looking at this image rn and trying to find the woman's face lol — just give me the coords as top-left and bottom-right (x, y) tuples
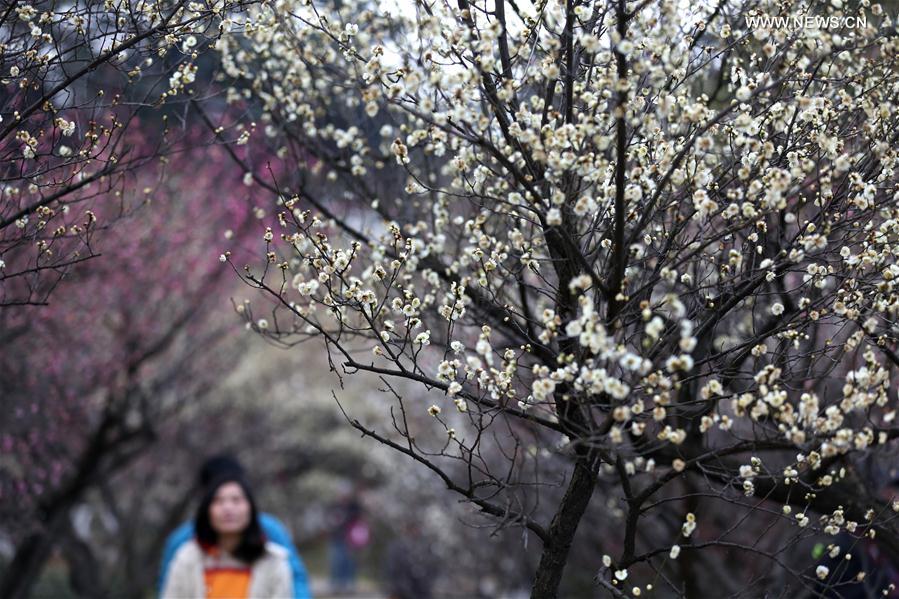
(209, 481), (252, 536)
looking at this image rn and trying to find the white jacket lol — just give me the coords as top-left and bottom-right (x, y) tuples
(161, 539), (293, 599)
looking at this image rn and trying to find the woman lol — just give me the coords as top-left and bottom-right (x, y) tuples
(161, 474), (293, 599)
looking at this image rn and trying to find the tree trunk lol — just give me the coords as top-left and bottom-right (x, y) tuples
(60, 516), (106, 599)
(530, 458), (598, 599)
(0, 415), (115, 598)
(0, 529), (57, 599)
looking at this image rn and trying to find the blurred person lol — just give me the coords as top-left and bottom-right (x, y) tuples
(158, 455), (311, 599)
(327, 490), (369, 594)
(382, 521), (436, 599)
(161, 472), (292, 598)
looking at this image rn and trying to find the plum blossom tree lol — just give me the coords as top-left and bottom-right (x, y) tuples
(0, 0), (256, 308)
(0, 135), (262, 599)
(209, 0), (899, 595)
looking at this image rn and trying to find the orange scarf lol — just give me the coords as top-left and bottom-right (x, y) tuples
(201, 546), (251, 599)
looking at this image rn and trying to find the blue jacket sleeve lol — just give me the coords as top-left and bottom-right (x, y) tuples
(260, 512), (312, 599)
(157, 521), (195, 596)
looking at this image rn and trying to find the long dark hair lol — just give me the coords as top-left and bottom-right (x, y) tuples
(194, 475), (266, 563)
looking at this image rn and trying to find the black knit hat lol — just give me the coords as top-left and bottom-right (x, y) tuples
(199, 454), (245, 488)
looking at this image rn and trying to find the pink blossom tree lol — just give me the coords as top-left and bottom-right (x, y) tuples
(0, 131), (265, 598)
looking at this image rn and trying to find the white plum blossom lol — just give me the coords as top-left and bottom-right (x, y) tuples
(196, 0), (899, 592)
(682, 513), (696, 537)
(546, 208), (562, 226)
